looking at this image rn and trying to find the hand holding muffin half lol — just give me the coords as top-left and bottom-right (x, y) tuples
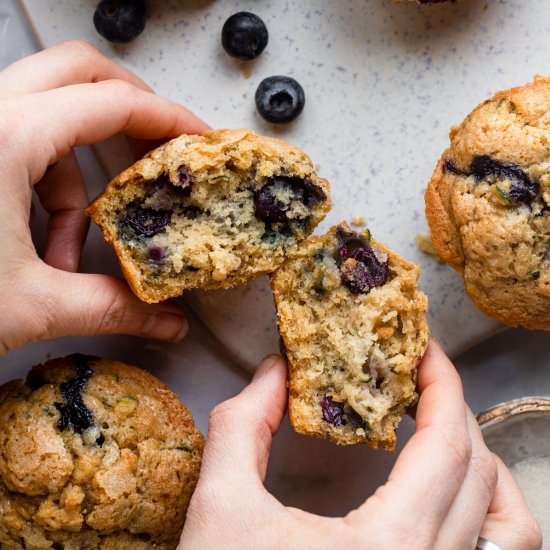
(0, 40), (541, 550)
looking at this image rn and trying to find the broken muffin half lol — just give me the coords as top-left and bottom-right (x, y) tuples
(88, 129), (330, 303)
(271, 223), (429, 449)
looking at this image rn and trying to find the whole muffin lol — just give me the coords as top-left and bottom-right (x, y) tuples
(88, 128), (331, 303)
(425, 76), (550, 329)
(0, 355), (203, 549)
(272, 223), (429, 449)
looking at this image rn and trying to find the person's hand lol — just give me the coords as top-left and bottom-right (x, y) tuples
(0, 40), (209, 355)
(180, 341), (541, 550)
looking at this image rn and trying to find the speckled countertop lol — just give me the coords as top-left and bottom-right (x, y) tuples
(1, 0), (550, 518)
(20, 0), (535, 367)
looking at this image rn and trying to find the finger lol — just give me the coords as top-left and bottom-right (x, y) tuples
(202, 355), (287, 489)
(27, 263), (189, 343)
(480, 456), (542, 550)
(10, 80), (209, 184)
(349, 340), (471, 539)
(34, 152), (89, 272)
(433, 409), (498, 550)
(0, 40), (152, 98)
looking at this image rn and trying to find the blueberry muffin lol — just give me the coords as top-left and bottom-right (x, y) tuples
(271, 223), (429, 449)
(88, 129), (331, 303)
(425, 76), (550, 329)
(0, 355), (203, 549)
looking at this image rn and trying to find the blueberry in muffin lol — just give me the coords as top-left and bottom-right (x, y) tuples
(271, 223), (429, 449)
(0, 355), (203, 549)
(87, 129), (330, 303)
(425, 76), (550, 330)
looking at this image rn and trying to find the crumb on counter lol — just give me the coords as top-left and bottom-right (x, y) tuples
(351, 216), (366, 227)
(416, 232), (442, 261)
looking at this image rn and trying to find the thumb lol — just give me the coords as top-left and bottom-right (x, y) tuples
(32, 264), (188, 343)
(202, 355), (287, 488)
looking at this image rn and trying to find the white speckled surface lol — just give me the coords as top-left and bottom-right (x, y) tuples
(21, 0), (539, 370)
(3, 0), (550, 522)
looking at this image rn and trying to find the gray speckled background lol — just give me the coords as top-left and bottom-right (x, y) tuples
(21, 0), (537, 369)
(3, 0), (549, 522)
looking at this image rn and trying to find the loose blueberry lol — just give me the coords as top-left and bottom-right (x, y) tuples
(55, 356), (95, 435)
(176, 165), (193, 196)
(122, 206), (171, 238)
(320, 396), (346, 427)
(93, 0), (147, 43)
(255, 76), (305, 124)
(336, 229), (389, 294)
(221, 12), (268, 60)
(470, 155), (538, 204)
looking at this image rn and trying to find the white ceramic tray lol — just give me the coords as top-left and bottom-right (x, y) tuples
(20, 0), (543, 371)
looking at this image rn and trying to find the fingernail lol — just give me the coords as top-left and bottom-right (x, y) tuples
(146, 312), (189, 342)
(254, 354), (283, 379)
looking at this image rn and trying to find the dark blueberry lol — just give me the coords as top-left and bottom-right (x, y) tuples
(255, 76), (305, 124)
(347, 408), (366, 429)
(221, 12), (268, 60)
(55, 356), (95, 435)
(320, 397), (366, 429)
(336, 229), (389, 294)
(26, 370), (46, 392)
(254, 176), (324, 225)
(254, 177), (300, 223)
(145, 245), (167, 263)
(320, 396), (346, 427)
(303, 178), (326, 205)
(93, 0), (146, 44)
(443, 159), (464, 176)
(176, 165), (193, 196)
(122, 206), (171, 238)
(470, 155), (539, 204)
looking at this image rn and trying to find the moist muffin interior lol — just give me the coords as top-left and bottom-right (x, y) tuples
(88, 129), (331, 303)
(272, 223), (429, 449)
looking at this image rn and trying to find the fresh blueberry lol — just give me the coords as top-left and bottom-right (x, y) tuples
(122, 206), (171, 238)
(221, 12), (268, 60)
(470, 155), (538, 204)
(255, 76), (305, 124)
(336, 229), (389, 294)
(93, 0), (147, 44)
